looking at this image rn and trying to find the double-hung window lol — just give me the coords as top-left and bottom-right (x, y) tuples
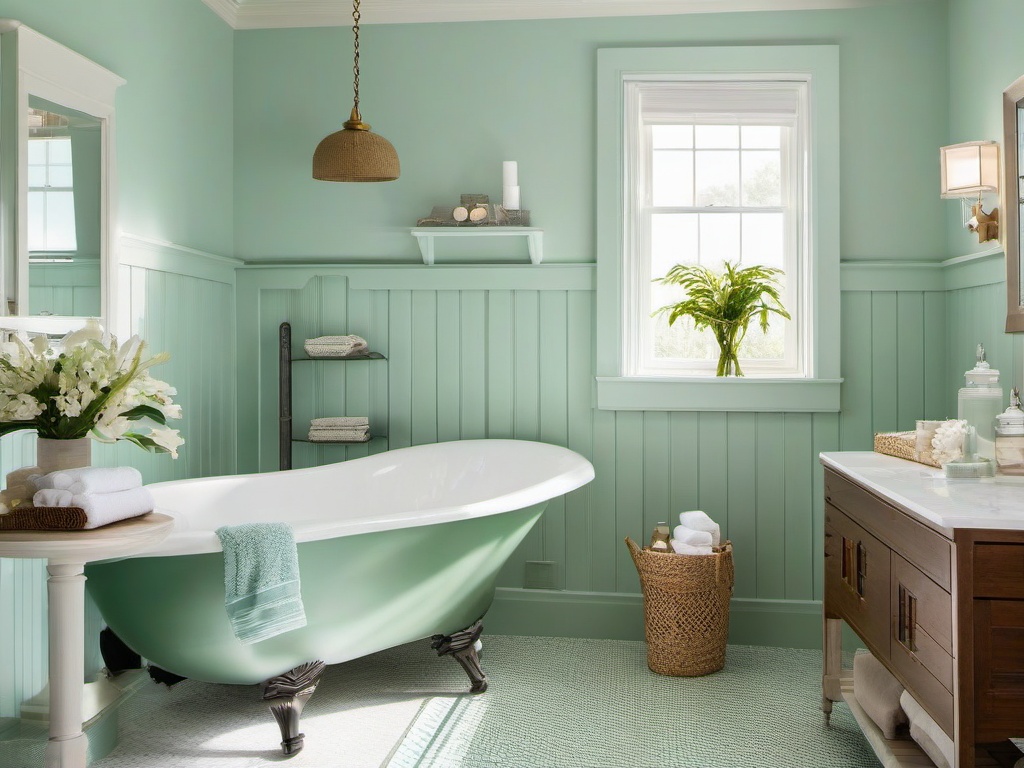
(629, 80), (804, 377)
(596, 46), (841, 412)
(27, 109), (78, 255)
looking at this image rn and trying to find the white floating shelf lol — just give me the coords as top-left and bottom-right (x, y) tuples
(410, 227), (543, 265)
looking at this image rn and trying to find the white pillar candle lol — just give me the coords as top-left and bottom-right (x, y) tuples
(503, 185), (521, 210)
(502, 161), (518, 188)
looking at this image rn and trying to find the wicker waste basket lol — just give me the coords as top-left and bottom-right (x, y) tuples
(626, 537), (734, 676)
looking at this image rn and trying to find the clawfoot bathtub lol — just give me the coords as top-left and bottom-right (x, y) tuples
(85, 439), (594, 754)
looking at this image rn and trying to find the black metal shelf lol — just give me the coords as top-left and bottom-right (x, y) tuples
(293, 435), (387, 445)
(291, 352), (386, 362)
(279, 322), (388, 470)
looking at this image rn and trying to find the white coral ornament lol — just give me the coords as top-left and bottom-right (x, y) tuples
(931, 419), (968, 466)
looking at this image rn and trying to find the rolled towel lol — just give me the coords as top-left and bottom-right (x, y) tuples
(33, 488), (75, 508)
(71, 487), (155, 530)
(670, 539), (714, 555)
(900, 690), (953, 768)
(32, 466), (143, 495)
(678, 510), (721, 547)
(853, 649), (907, 739)
(672, 525), (713, 548)
(310, 416), (369, 428)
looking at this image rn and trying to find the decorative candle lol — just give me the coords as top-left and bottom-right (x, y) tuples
(503, 185), (521, 210)
(502, 161), (518, 187)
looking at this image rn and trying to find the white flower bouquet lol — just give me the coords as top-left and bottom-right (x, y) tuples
(0, 320), (184, 457)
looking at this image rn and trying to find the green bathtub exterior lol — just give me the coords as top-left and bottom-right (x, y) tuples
(85, 502), (546, 685)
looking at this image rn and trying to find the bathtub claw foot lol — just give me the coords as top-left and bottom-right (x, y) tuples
(431, 620), (488, 694)
(263, 660), (326, 756)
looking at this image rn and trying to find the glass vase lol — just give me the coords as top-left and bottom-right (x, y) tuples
(36, 437), (92, 474)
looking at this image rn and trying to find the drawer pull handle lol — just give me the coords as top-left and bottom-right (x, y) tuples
(898, 584), (917, 652)
(856, 542), (867, 597)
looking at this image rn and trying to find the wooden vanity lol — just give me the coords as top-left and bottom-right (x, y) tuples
(821, 452), (1024, 768)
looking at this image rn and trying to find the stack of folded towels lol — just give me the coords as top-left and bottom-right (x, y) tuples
(303, 334), (368, 358)
(307, 416), (370, 443)
(670, 510), (721, 555)
(30, 466), (154, 530)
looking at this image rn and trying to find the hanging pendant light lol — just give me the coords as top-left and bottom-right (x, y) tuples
(313, 0), (399, 182)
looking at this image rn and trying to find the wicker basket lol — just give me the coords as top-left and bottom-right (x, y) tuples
(626, 537), (734, 676)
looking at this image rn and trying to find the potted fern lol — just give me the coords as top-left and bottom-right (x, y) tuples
(654, 261), (790, 377)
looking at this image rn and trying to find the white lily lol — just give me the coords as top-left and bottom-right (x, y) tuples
(148, 426), (184, 459)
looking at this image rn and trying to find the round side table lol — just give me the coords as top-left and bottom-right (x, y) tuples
(0, 512), (174, 768)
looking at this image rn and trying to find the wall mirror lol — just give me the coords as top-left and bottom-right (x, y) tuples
(1004, 73), (1024, 331)
(0, 20), (124, 335)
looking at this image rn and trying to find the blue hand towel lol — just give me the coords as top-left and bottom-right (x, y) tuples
(215, 523), (307, 645)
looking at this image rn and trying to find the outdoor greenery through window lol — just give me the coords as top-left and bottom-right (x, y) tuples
(627, 79), (808, 377)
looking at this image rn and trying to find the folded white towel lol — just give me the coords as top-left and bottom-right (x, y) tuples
(306, 335), (366, 345)
(310, 416), (369, 428)
(672, 525), (713, 548)
(33, 488), (74, 508)
(679, 510), (721, 547)
(900, 690), (952, 768)
(31, 486), (154, 528)
(308, 429), (371, 443)
(853, 649), (906, 739)
(670, 539), (714, 556)
(32, 466), (142, 495)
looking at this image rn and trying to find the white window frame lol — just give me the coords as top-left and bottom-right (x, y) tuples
(624, 77), (808, 378)
(595, 45), (842, 412)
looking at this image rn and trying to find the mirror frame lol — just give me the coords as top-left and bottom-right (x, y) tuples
(0, 19), (124, 335)
(1004, 73), (1024, 332)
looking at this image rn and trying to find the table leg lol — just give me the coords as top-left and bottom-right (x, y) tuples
(44, 562), (88, 768)
(822, 616), (842, 724)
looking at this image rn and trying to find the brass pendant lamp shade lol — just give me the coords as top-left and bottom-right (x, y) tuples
(313, 0), (399, 182)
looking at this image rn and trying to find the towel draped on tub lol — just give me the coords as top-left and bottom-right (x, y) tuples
(215, 522), (308, 645)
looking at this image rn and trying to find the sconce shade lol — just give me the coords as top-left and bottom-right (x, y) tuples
(940, 140), (999, 198)
(312, 119), (400, 183)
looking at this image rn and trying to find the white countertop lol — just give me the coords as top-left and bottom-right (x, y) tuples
(820, 451), (1024, 533)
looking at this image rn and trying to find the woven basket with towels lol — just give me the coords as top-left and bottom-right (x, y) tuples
(625, 537), (734, 677)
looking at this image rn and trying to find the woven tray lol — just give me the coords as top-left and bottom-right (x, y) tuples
(873, 430), (942, 468)
(0, 506), (88, 531)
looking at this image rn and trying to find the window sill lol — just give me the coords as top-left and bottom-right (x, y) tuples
(595, 376), (842, 412)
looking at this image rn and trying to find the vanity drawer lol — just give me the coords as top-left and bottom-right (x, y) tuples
(824, 470), (951, 591)
(974, 544), (1024, 598)
(825, 504), (891, 657)
(973, 598), (1024, 743)
(890, 554), (953, 692)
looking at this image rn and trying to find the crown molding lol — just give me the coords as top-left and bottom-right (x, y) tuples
(201, 0), (908, 29)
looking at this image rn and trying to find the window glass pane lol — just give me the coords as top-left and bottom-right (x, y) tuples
(741, 150), (781, 206)
(741, 213), (784, 268)
(695, 125), (739, 148)
(40, 191), (77, 251)
(652, 150), (693, 206)
(742, 125), (781, 149)
(650, 214), (698, 278)
(652, 125), (693, 149)
(48, 166), (74, 188)
(699, 212), (740, 268)
(27, 192), (45, 251)
(653, 315), (718, 362)
(27, 166), (47, 187)
(27, 141), (47, 164)
(695, 151), (738, 206)
(47, 138), (72, 164)
(737, 312), (786, 361)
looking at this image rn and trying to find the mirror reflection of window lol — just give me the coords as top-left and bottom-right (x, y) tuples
(28, 109), (78, 254)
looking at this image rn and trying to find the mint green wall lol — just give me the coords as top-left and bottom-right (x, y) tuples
(0, 0), (234, 254)
(234, 1), (948, 263)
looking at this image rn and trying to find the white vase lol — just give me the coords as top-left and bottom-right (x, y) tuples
(36, 437), (92, 474)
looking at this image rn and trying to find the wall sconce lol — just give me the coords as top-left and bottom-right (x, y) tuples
(940, 140), (1000, 242)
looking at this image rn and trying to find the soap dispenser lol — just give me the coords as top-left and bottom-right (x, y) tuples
(995, 387), (1024, 475)
(958, 343), (1004, 460)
